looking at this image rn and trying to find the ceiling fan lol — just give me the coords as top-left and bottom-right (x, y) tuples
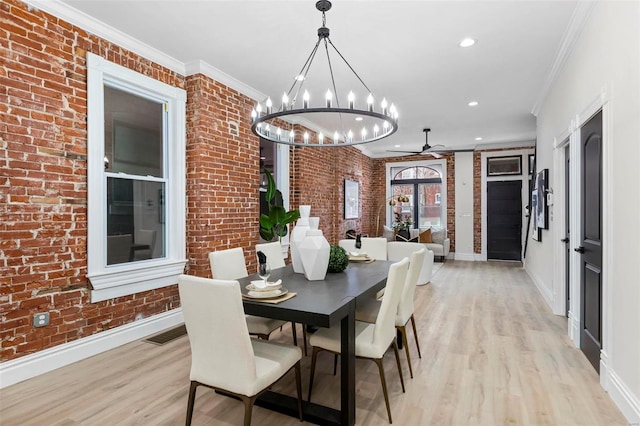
(387, 128), (445, 158)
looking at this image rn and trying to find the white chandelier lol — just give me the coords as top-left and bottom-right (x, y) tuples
(250, 0), (399, 147)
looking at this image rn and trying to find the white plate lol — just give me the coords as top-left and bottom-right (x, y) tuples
(247, 281), (283, 292)
(245, 288), (289, 299)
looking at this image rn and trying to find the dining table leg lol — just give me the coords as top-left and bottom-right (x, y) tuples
(340, 298), (356, 426)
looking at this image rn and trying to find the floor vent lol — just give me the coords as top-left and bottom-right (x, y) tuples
(144, 324), (187, 345)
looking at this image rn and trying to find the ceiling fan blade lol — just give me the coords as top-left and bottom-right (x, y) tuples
(386, 149), (422, 154)
(428, 152), (443, 159)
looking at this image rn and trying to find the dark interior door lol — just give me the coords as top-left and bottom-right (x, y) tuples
(488, 180), (522, 261)
(579, 110), (603, 373)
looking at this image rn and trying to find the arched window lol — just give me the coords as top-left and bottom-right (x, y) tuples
(390, 166), (443, 230)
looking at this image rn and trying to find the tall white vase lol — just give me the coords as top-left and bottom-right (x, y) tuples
(299, 229), (330, 281)
(290, 206), (311, 273)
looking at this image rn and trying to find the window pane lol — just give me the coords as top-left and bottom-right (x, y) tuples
(104, 86), (164, 177)
(418, 183), (442, 228)
(106, 177), (165, 265)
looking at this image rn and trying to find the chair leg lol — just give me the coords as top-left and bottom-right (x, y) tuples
(392, 341), (405, 393)
(185, 381), (199, 426)
(308, 346), (321, 401)
(410, 314), (422, 359)
(302, 326), (308, 356)
(398, 325), (413, 379)
(240, 394), (258, 426)
(291, 322), (298, 346)
(294, 361), (304, 421)
(373, 358), (393, 424)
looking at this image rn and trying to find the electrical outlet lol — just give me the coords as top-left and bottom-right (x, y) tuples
(33, 312), (49, 328)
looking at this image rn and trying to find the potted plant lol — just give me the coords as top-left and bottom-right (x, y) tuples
(260, 169), (300, 242)
(391, 194), (412, 240)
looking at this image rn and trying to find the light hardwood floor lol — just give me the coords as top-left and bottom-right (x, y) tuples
(1, 261), (628, 425)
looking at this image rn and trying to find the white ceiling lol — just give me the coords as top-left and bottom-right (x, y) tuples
(61, 0), (579, 157)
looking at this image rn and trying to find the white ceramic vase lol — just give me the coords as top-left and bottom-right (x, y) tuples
(299, 228), (330, 281)
(290, 205), (311, 273)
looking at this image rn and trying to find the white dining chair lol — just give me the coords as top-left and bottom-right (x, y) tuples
(355, 248), (426, 379)
(338, 237), (388, 260)
(255, 241), (286, 269)
(307, 257), (409, 424)
(209, 248), (287, 341)
(178, 275), (303, 426)
(254, 242), (308, 355)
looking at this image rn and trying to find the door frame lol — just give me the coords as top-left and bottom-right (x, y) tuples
(486, 180), (523, 261)
(554, 86), (611, 381)
(480, 149), (534, 261)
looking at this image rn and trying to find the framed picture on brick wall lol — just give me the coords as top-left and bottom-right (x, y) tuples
(344, 179), (359, 219)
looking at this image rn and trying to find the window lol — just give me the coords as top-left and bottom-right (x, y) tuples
(86, 53), (187, 302)
(390, 165), (444, 229)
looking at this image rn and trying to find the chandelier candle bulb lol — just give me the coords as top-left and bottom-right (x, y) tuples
(361, 127), (367, 141)
(266, 97), (272, 114)
(381, 98), (388, 115)
(281, 93), (289, 111)
(304, 132), (309, 144)
(289, 130), (295, 142)
(303, 90), (310, 109)
(325, 90), (332, 108)
(250, 109), (257, 122)
(265, 124), (271, 137)
(383, 121), (389, 132)
(348, 91), (355, 109)
(347, 130), (353, 143)
(276, 128), (282, 141)
(367, 93), (374, 112)
(333, 131), (339, 144)
(318, 133), (324, 144)
(374, 124), (379, 137)
(256, 103), (262, 116)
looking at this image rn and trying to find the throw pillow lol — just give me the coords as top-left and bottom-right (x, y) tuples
(419, 228), (432, 243)
(431, 229), (446, 245)
(382, 225), (395, 242)
(395, 233), (418, 242)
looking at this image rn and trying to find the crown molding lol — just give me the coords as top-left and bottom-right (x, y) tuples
(183, 60), (265, 101)
(531, 1), (597, 116)
(23, 0), (186, 75)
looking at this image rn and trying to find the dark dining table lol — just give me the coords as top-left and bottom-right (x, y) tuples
(238, 260), (393, 426)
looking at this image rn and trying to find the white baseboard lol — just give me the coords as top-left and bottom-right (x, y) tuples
(525, 266), (554, 309)
(567, 310), (580, 346)
(0, 308), (183, 389)
(453, 252), (476, 261)
(601, 352), (640, 423)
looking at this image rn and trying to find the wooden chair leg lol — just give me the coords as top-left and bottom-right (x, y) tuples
(392, 341), (406, 393)
(373, 358), (393, 424)
(308, 347), (321, 401)
(185, 381), (199, 426)
(410, 315), (422, 359)
(302, 326), (308, 356)
(294, 361), (303, 421)
(291, 322), (298, 346)
(398, 325), (413, 379)
(240, 394), (258, 426)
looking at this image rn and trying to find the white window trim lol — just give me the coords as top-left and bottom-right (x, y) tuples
(385, 159), (447, 230)
(86, 53), (187, 302)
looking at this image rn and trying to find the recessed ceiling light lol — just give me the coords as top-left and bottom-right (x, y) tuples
(355, 117), (363, 121)
(394, 144), (401, 148)
(459, 38), (476, 48)
(468, 101), (479, 107)
(475, 137), (483, 141)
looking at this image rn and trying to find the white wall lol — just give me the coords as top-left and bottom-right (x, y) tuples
(454, 152), (475, 260)
(531, 2), (640, 422)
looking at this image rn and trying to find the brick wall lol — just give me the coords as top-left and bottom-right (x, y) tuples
(0, 0), (378, 362)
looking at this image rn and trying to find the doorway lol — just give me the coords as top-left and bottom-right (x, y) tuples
(487, 180), (522, 261)
(578, 110), (603, 373)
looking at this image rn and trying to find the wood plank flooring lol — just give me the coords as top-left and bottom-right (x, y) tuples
(0, 261), (628, 425)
